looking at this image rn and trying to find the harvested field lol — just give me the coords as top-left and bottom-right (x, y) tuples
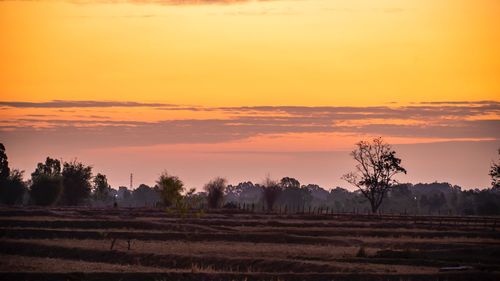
(0, 207), (499, 281)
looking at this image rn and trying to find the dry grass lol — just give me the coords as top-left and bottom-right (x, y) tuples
(0, 254), (166, 273)
(0, 238), (439, 274)
(0, 207), (498, 277)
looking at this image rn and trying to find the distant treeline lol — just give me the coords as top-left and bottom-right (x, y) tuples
(1, 143), (499, 216)
(109, 180), (500, 216)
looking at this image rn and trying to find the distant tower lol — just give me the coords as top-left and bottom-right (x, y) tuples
(130, 173), (133, 190)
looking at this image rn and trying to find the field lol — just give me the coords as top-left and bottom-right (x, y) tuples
(0, 207), (499, 281)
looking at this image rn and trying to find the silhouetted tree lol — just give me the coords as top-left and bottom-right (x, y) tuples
(328, 187), (352, 211)
(303, 184), (329, 206)
(226, 181), (262, 204)
(30, 157), (63, 206)
(280, 177), (300, 189)
(204, 177), (227, 209)
(0, 144), (27, 205)
(279, 177), (311, 208)
(490, 149), (500, 189)
(183, 188), (205, 209)
(61, 160), (93, 205)
(476, 189), (500, 215)
(117, 186), (132, 205)
(262, 177), (282, 211)
(429, 192), (447, 214)
(0, 144), (10, 184)
(342, 137), (407, 213)
(157, 171), (184, 207)
(0, 169), (27, 205)
(133, 184), (160, 207)
(93, 173), (112, 202)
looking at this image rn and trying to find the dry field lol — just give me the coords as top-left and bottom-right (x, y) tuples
(0, 207), (499, 281)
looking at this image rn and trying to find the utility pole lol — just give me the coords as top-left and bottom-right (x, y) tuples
(130, 173), (133, 190)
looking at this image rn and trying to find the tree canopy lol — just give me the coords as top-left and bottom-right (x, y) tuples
(156, 171), (184, 207)
(93, 173), (112, 202)
(61, 160), (93, 206)
(30, 157), (63, 206)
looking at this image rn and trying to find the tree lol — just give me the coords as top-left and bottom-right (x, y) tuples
(280, 177), (300, 189)
(0, 143), (10, 184)
(262, 176), (282, 211)
(342, 137), (407, 213)
(0, 144), (27, 205)
(0, 169), (27, 205)
(132, 184), (160, 207)
(490, 149), (500, 189)
(118, 186), (131, 200)
(61, 160), (93, 206)
(93, 173), (112, 202)
(30, 157), (63, 206)
(157, 171), (184, 207)
(279, 177), (311, 208)
(183, 188), (206, 209)
(204, 177), (227, 209)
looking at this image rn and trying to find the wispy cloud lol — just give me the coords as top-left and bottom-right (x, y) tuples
(68, 0), (270, 5)
(0, 100), (176, 108)
(1, 100), (499, 149)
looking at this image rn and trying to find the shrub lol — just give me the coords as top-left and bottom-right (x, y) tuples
(356, 246), (367, 258)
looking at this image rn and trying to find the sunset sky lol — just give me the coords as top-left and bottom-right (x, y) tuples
(0, 0), (499, 190)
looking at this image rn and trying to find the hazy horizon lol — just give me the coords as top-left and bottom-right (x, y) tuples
(1, 0), (499, 191)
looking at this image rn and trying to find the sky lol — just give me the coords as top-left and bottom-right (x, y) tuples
(0, 0), (499, 190)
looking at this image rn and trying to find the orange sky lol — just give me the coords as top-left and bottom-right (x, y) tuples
(0, 0), (499, 189)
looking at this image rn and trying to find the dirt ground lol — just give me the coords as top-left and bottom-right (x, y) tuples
(0, 207), (499, 280)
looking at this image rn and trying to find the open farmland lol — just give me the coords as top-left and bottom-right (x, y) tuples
(0, 207), (499, 281)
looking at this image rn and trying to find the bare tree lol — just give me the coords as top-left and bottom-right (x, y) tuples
(204, 177), (227, 209)
(342, 137), (406, 213)
(262, 176), (282, 212)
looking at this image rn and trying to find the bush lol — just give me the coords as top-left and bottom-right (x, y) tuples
(356, 246), (367, 258)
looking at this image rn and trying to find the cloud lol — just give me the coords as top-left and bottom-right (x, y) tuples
(1, 100), (498, 150)
(0, 100), (176, 108)
(383, 8), (404, 13)
(3, 100), (498, 120)
(68, 0), (268, 5)
(416, 100), (499, 105)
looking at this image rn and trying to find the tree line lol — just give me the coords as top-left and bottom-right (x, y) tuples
(0, 139), (499, 216)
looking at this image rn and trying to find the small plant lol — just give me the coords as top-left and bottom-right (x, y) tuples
(356, 246), (367, 258)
